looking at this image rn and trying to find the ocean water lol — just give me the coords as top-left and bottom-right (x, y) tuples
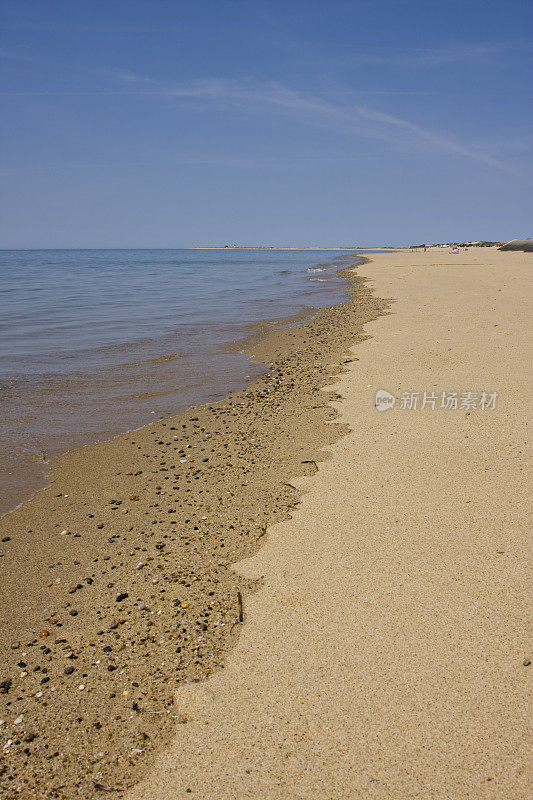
(0, 248), (361, 513)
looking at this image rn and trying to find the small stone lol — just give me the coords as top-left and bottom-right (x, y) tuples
(64, 666), (75, 675)
(523, 659), (531, 666)
(69, 610), (78, 616)
(116, 592), (128, 602)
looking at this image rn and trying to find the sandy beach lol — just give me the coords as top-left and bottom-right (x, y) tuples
(0, 247), (530, 798)
(3, 0), (531, 795)
(125, 247), (531, 799)
(0, 260), (385, 797)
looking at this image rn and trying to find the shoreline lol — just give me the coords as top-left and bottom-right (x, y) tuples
(0, 252), (352, 518)
(0, 259), (387, 798)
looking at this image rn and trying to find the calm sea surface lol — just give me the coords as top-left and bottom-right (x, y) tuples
(0, 248), (363, 513)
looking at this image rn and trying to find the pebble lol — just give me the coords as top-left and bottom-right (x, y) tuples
(523, 659), (531, 666)
(64, 666), (75, 675)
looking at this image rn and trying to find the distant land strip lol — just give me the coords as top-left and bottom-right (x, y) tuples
(194, 245), (397, 250)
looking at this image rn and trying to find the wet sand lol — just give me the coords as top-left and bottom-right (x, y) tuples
(122, 247), (531, 800)
(0, 262), (386, 797)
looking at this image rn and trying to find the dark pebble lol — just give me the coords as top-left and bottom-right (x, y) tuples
(64, 666), (75, 675)
(107, 665), (117, 672)
(523, 659), (531, 666)
(116, 592), (128, 602)
(69, 609), (78, 616)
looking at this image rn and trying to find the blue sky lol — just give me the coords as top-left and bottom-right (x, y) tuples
(1, 0), (532, 247)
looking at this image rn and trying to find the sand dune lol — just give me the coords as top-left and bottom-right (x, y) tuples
(499, 238), (533, 252)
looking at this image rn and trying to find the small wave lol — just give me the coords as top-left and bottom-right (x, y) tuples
(128, 384), (201, 399)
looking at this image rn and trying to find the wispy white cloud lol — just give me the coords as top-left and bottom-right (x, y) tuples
(0, 44), (514, 172)
(110, 71), (509, 170)
(307, 41), (530, 67)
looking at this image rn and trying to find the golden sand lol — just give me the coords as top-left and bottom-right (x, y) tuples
(126, 247), (532, 799)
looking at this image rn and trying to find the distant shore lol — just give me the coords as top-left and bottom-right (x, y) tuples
(194, 245), (399, 250)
